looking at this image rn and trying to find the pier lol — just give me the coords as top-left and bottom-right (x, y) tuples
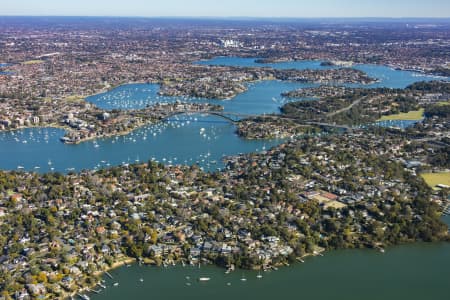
(443, 202), (450, 216)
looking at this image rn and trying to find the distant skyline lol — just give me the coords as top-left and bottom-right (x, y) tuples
(1, 0), (450, 18)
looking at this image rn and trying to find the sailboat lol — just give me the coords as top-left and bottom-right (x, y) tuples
(198, 277), (210, 282)
(256, 270), (263, 279)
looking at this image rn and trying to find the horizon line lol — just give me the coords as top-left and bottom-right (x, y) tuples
(1, 15), (450, 20)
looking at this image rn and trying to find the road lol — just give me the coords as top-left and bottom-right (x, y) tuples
(325, 96), (368, 117)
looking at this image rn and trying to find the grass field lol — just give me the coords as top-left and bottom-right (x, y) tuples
(22, 60), (44, 65)
(378, 108), (424, 121)
(420, 172), (450, 188)
(64, 95), (85, 102)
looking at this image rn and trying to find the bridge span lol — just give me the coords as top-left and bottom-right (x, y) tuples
(163, 110), (354, 132)
(163, 110), (259, 123)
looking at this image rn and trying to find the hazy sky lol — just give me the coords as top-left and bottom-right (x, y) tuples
(1, 0), (449, 18)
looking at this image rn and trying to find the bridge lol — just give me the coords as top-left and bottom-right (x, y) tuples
(163, 110), (355, 132)
(163, 110), (259, 123)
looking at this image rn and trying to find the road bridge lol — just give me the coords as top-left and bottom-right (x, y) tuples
(164, 110), (355, 132)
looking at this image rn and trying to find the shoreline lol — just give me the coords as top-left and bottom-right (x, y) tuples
(62, 119), (158, 145)
(0, 121), (156, 146)
(93, 257), (137, 278)
(73, 240), (449, 299)
(86, 80), (157, 99)
(65, 257), (136, 300)
(0, 123), (67, 134)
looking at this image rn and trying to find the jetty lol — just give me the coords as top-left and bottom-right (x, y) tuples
(443, 202), (450, 216)
(88, 288), (101, 294)
(77, 293), (90, 300)
(98, 283), (106, 289)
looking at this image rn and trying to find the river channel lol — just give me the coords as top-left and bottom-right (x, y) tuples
(0, 58), (446, 173)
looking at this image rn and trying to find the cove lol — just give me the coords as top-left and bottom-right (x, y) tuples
(0, 58), (447, 173)
(91, 216), (450, 300)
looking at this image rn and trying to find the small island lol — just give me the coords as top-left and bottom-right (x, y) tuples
(320, 60), (354, 67)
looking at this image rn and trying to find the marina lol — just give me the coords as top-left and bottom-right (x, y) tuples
(92, 218), (450, 300)
(0, 11), (449, 300)
(71, 60), (448, 300)
(0, 58), (446, 174)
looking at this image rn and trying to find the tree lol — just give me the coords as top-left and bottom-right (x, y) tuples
(128, 244), (143, 258)
(37, 272), (48, 283)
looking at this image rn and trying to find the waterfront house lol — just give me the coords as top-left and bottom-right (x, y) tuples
(149, 245), (163, 257)
(189, 247), (201, 258)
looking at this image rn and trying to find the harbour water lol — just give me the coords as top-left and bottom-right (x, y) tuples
(196, 57), (337, 70)
(375, 119), (425, 129)
(86, 80), (316, 115)
(87, 59), (450, 299)
(0, 120), (282, 173)
(0, 63), (13, 75)
(1, 58), (449, 298)
(92, 216), (450, 300)
(198, 56), (447, 89)
(0, 58), (447, 173)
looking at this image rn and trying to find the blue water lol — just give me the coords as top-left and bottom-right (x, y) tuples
(0, 117), (281, 173)
(87, 81), (315, 115)
(374, 119), (424, 129)
(87, 84), (191, 110)
(0, 63), (14, 75)
(196, 57), (336, 70)
(1, 57), (447, 173)
(198, 57), (447, 89)
(353, 64), (445, 89)
(443, 215), (450, 227)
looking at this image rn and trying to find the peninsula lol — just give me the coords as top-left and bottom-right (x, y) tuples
(0, 17), (449, 300)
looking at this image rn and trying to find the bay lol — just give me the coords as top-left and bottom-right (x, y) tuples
(92, 216), (450, 300)
(0, 118), (282, 173)
(196, 57), (336, 70)
(1, 57), (448, 299)
(0, 58), (447, 173)
(198, 56), (447, 89)
(0, 78), (317, 173)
